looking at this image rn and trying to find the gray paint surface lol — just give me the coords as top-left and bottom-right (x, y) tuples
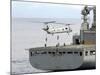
(29, 45), (96, 70)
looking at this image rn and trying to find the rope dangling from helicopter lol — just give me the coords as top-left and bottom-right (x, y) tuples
(45, 25), (49, 47)
(56, 35), (60, 47)
(44, 31), (48, 47)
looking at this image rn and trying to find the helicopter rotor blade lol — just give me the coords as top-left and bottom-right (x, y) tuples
(30, 21), (56, 25)
(54, 22), (73, 26)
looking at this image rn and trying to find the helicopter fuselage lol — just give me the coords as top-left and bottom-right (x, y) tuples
(43, 27), (72, 34)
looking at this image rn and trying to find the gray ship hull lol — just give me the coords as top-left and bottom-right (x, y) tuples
(29, 45), (96, 71)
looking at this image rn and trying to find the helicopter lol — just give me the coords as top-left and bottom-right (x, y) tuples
(30, 20), (73, 47)
(42, 21), (72, 35)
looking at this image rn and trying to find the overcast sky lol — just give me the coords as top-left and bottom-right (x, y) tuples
(12, 1), (85, 18)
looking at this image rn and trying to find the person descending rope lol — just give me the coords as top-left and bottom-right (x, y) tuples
(45, 37), (47, 47)
(63, 43), (66, 46)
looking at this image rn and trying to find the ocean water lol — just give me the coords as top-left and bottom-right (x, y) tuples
(11, 18), (81, 74)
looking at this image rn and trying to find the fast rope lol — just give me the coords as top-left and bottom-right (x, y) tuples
(44, 32), (48, 47)
(56, 35), (60, 47)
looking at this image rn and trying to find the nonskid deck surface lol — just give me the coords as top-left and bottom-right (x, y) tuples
(29, 45), (96, 51)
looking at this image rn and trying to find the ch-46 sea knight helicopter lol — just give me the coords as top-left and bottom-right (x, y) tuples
(31, 20), (73, 35)
(31, 20), (73, 47)
(42, 21), (72, 35)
